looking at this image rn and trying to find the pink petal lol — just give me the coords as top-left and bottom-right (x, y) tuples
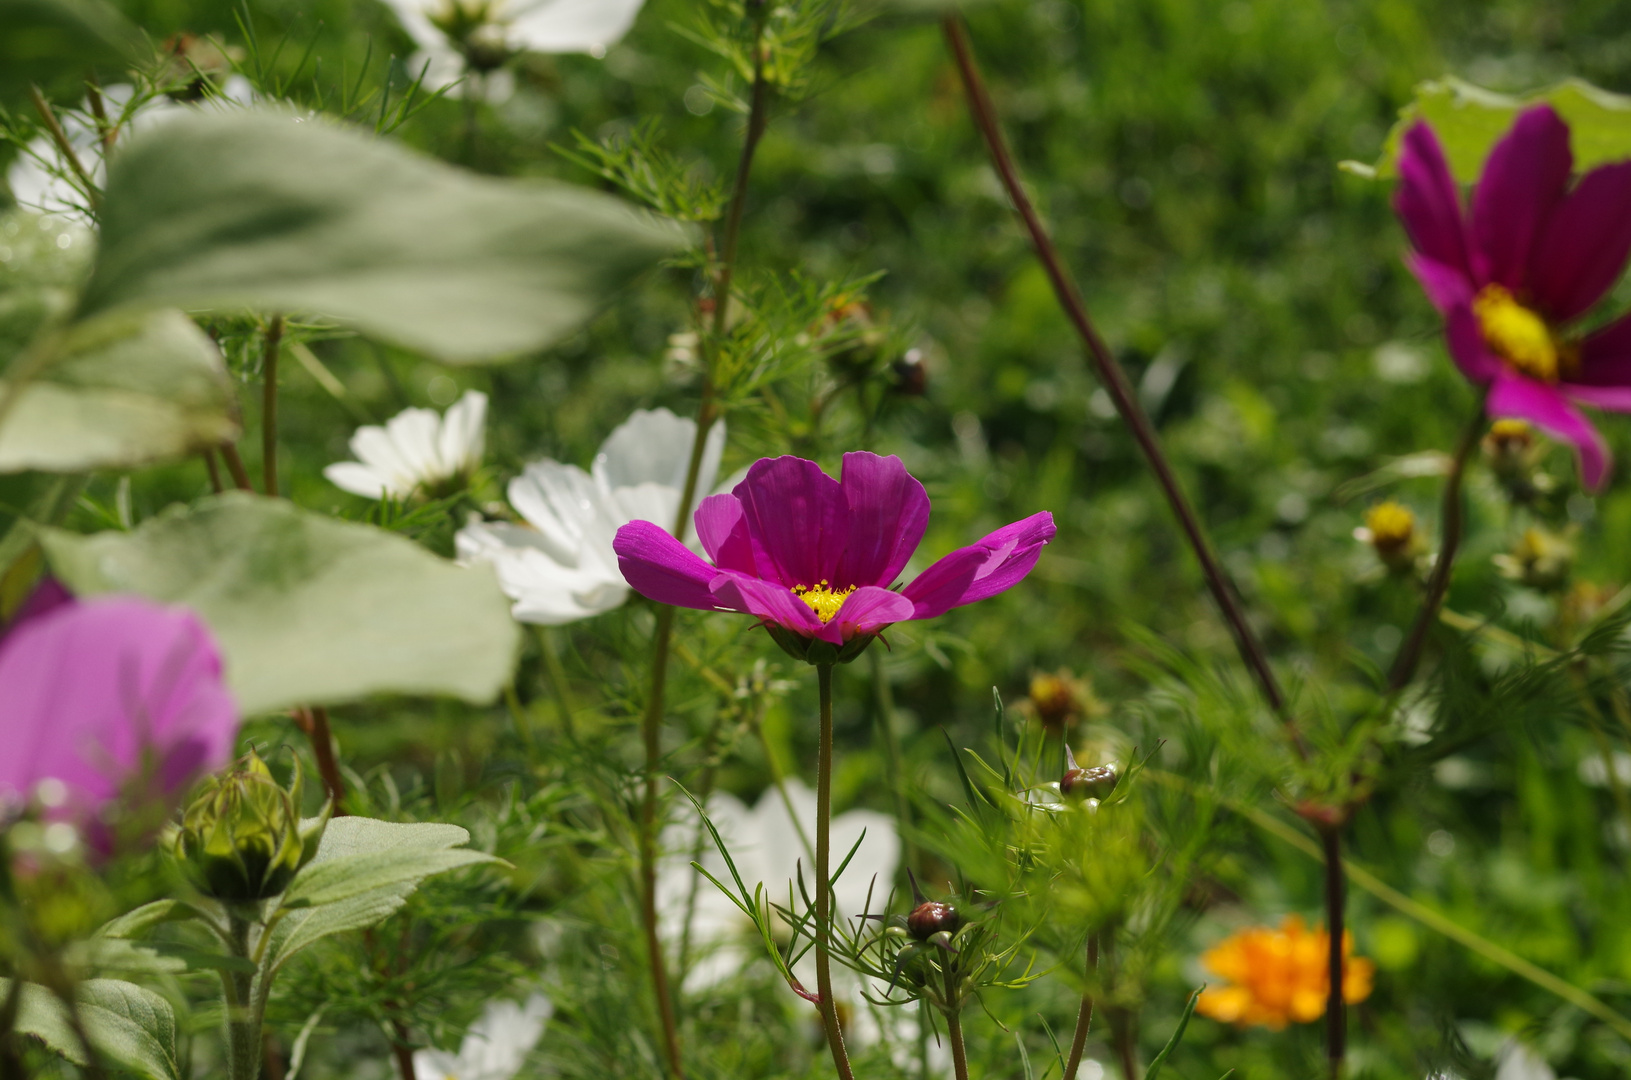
(1488, 373), (1610, 490)
(816, 586), (915, 645)
(1444, 302), (1504, 383)
(900, 512), (1057, 619)
(1405, 253), (1475, 315)
(0, 596), (238, 833)
(0, 578), (73, 648)
(709, 572), (823, 637)
(694, 493), (760, 575)
(612, 520), (723, 611)
(1394, 120), (1475, 278)
(832, 452), (930, 589)
(1529, 161), (1631, 322)
(1564, 383), (1631, 412)
(730, 456), (845, 589)
(1575, 311), (1631, 388)
(1471, 105), (1572, 290)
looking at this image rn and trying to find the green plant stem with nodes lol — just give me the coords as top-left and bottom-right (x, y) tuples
(1062, 934), (1099, 1080)
(261, 316), (284, 497)
(223, 914), (263, 1080)
(1387, 392), (1491, 692)
(939, 15), (1298, 751)
(945, 1005), (971, 1080)
(814, 662), (857, 1080)
(633, 10), (775, 1074)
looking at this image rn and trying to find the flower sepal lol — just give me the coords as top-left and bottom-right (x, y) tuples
(763, 623), (879, 666)
(172, 751), (330, 904)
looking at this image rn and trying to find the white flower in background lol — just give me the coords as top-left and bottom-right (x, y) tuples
(412, 993), (551, 1080)
(326, 390), (488, 500)
(379, 0), (647, 101)
(6, 79), (255, 223)
(455, 408), (724, 625)
(1495, 1043), (1556, 1080)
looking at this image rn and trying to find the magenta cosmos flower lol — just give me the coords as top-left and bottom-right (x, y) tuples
(612, 452), (1055, 662)
(1396, 103), (1631, 490)
(0, 581), (239, 851)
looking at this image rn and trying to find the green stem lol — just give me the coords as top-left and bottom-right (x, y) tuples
(260, 316), (284, 498)
(220, 442), (255, 492)
(224, 914), (262, 1080)
(1321, 826), (1345, 1079)
(28, 87), (98, 211)
(1386, 393), (1488, 691)
(946, 1007), (971, 1080)
(1062, 934), (1099, 1080)
(815, 663), (857, 1080)
(940, 14), (1299, 751)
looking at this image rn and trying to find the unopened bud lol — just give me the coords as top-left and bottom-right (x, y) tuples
(173, 751), (328, 903)
(1029, 670), (1100, 732)
(1356, 501), (1422, 572)
(907, 900), (961, 941)
(1061, 763), (1119, 801)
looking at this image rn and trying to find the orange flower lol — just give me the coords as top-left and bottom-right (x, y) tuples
(1195, 916), (1374, 1030)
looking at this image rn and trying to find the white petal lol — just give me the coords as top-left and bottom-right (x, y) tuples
(608, 482), (680, 534)
(508, 461), (604, 560)
(696, 417), (727, 496)
(349, 424), (417, 493)
(458, 521), (621, 625)
(384, 407), (446, 484)
(592, 407), (699, 492)
(411, 1047), (463, 1080)
(457, 994), (552, 1080)
(438, 390), (488, 476)
(375, 0), (451, 51)
(405, 47), (468, 92)
(501, 0), (646, 53)
(324, 462), (391, 499)
(1496, 1044), (1556, 1080)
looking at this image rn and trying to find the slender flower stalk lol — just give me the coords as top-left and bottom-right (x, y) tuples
(221, 442), (254, 492)
(939, 15), (1296, 747)
(1062, 934), (1099, 1080)
(1321, 827), (1345, 1080)
(813, 663), (856, 1080)
(261, 316), (284, 498)
(945, 1004), (970, 1080)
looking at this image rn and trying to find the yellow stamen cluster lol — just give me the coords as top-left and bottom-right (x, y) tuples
(1363, 501), (1416, 556)
(1473, 284), (1560, 382)
(792, 580), (855, 624)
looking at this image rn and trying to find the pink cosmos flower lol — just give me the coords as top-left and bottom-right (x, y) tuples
(0, 582), (239, 851)
(612, 452), (1055, 662)
(1395, 103), (1631, 490)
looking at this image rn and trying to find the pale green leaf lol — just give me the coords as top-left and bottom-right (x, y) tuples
(5, 978), (180, 1080)
(281, 847), (500, 908)
(40, 493), (522, 714)
(76, 110), (690, 363)
(0, 309), (239, 473)
(1356, 76), (1631, 182)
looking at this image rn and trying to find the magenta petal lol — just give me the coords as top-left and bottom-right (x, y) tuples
(694, 493), (760, 574)
(731, 456), (846, 588)
(0, 578), (74, 648)
(1488, 373), (1610, 490)
(1530, 161), (1631, 322)
(0, 596), (238, 827)
(1394, 120), (1475, 277)
(1445, 302), (1504, 383)
(1471, 105), (1572, 289)
(1577, 312), (1631, 387)
(832, 452), (930, 588)
(900, 512), (1057, 619)
(815, 585), (916, 645)
(613, 520), (723, 611)
(1564, 383), (1631, 412)
(1405, 253), (1475, 315)
(709, 572), (823, 636)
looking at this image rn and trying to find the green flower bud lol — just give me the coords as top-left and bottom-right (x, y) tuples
(173, 751), (329, 903)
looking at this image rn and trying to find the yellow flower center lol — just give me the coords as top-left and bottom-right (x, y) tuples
(1364, 501), (1415, 554)
(1473, 284), (1560, 382)
(792, 580), (855, 624)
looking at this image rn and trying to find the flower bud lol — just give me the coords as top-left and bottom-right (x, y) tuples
(1482, 418), (1534, 475)
(1028, 670), (1101, 732)
(1355, 501), (1422, 572)
(907, 900), (961, 941)
(1061, 763), (1119, 801)
(173, 751), (328, 903)
(1493, 527), (1574, 592)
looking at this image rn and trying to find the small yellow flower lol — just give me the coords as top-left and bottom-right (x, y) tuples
(1355, 501), (1423, 572)
(1195, 915), (1374, 1030)
(1027, 669), (1102, 732)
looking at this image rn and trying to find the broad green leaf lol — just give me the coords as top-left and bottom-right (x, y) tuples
(281, 847), (500, 908)
(0, 0), (141, 107)
(0, 309), (239, 473)
(1354, 77), (1631, 182)
(267, 884), (418, 971)
(40, 493), (522, 714)
(303, 816), (473, 861)
(76, 111), (690, 363)
(5, 977), (180, 1080)
(95, 899), (205, 940)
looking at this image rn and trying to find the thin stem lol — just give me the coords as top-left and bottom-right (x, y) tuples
(203, 449), (225, 494)
(946, 1008), (971, 1080)
(711, 12), (771, 340)
(220, 443), (255, 492)
(387, 1023), (417, 1080)
(1112, 1010), (1138, 1080)
(1321, 826), (1346, 1079)
(814, 663), (857, 1080)
(28, 87), (98, 211)
(1062, 934), (1099, 1080)
(940, 15), (1297, 749)
(1386, 394), (1489, 691)
(225, 915), (261, 1080)
(639, 606), (687, 1080)
(260, 316), (284, 497)
(292, 707), (346, 815)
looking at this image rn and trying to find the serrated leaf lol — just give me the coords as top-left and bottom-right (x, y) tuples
(266, 883), (416, 972)
(1358, 77), (1631, 182)
(0, 309), (239, 473)
(282, 847), (499, 909)
(0, 0), (142, 107)
(5, 978), (180, 1080)
(75, 110), (690, 363)
(40, 493), (521, 714)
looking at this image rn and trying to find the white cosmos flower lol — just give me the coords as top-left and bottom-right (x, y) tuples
(6, 79), (256, 223)
(455, 408), (724, 626)
(326, 390), (488, 500)
(1495, 1043), (1555, 1080)
(412, 993), (551, 1080)
(381, 0), (646, 100)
